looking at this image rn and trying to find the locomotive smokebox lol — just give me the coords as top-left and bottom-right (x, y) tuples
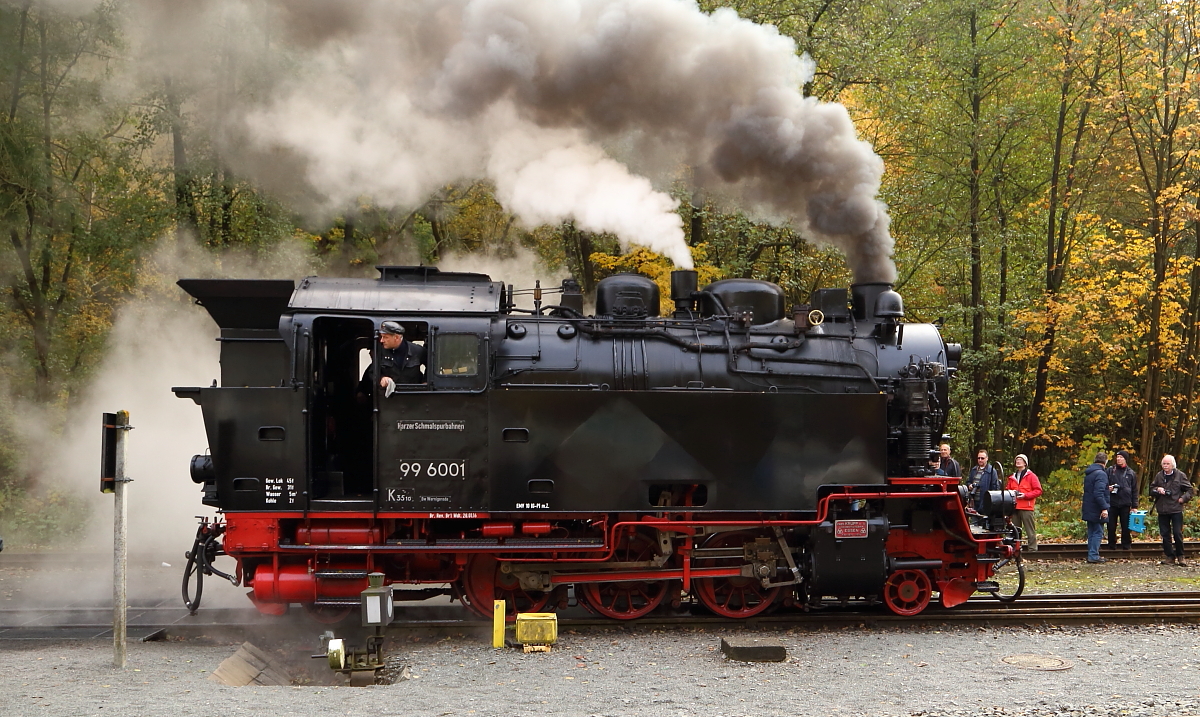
(851, 282), (905, 322)
(670, 269), (698, 314)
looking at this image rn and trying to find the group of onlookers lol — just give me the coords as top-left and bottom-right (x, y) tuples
(1081, 451), (1194, 564)
(937, 444), (1194, 565)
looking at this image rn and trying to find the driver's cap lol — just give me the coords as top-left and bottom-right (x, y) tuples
(380, 321), (405, 335)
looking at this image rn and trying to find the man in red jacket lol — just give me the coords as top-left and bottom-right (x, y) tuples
(1006, 453), (1043, 552)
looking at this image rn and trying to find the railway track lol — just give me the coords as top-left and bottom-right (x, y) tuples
(3, 591), (1200, 640)
(1030, 543), (1194, 560)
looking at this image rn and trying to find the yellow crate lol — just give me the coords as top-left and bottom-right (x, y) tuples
(514, 612), (558, 645)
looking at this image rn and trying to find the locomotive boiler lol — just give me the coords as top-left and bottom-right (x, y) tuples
(173, 265), (1022, 621)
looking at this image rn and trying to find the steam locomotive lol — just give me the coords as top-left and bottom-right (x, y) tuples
(174, 265), (1022, 621)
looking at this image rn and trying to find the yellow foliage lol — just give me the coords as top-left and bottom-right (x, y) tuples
(589, 245), (724, 299)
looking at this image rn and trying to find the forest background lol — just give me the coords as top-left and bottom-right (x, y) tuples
(1, 0), (1198, 545)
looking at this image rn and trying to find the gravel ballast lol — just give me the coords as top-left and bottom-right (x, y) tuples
(3, 621), (1200, 717)
(5, 555), (1200, 716)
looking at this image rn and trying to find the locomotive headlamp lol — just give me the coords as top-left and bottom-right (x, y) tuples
(981, 489), (1017, 518)
(360, 572), (394, 627)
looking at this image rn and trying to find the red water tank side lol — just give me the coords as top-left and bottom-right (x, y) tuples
(253, 564), (370, 603)
(294, 521), (382, 545)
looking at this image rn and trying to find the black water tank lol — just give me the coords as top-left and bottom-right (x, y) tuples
(595, 274), (660, 318)
(701, 279), (785, 325)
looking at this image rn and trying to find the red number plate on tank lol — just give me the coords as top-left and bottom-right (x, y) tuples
(835, 520), (869, 538)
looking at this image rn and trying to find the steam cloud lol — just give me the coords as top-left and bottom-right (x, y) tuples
(116, 0), (896, 280)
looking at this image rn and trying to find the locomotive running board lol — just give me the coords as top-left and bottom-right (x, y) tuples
(275, 538), (607, 552)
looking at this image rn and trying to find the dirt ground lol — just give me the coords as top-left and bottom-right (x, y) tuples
(1021, 555), (1200, 593)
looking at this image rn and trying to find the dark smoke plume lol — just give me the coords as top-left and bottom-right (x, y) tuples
(104, 0), (896, 278)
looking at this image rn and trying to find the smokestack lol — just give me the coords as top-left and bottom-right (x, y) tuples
(851, 282), (904, 323)
(670, 269), (698, 315)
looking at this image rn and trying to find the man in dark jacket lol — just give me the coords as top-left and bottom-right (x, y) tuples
(1150, 454), (1194, 566)
(1106, 450), (1138, 550)
(965, 450), (1000, 521)
(359, 321), (426, 399)
(1082, 452), (1111, 563)
(939, 443), (962, 478)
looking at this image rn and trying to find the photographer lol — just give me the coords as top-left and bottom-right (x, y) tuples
(1106, 450), (1138, 551)
(1150, 454), (1194, 566)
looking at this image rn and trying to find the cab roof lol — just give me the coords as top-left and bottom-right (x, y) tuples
(290, 266), (502, 314)
(178, 266), (502, 330)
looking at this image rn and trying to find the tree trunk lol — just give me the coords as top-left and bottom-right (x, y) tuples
(7, 1), (32, 121)
(428, 212), (444, 262)
(165, 77), (199, 235)
(1171, 221), (1200, 460)
(1138, 216), (1169, 486)
(967, 10), (987, 449)
(1024, 38), (1098, 452)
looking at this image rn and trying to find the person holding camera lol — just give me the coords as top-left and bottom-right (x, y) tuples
(1006, 453), (1042, 552)
(1106, 450), (1138, 551)
(1150, 454), (1194, 566)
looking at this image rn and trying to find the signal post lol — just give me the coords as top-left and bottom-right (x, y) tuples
(102, 411), (132, 668)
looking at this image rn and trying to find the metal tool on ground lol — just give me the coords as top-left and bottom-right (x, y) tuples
(314, 572), (394, 685)
(720, 636), (787, 662)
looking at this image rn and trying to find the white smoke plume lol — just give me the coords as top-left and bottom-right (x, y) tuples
(101, 0), (895, 280)
(33, 235), (319, 557)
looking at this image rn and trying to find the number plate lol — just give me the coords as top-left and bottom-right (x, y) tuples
(834, 519), (869, 538)
(396, 459), (469, 480)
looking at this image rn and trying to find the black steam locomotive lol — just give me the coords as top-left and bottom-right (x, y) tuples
(174, 266), (1021, 621)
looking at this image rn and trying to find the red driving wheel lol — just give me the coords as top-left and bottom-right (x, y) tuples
(459, 553), (551, 620)
(578, 531), (669, 620)
(882, 569), (932, 616)
(692, 531), (781, 619)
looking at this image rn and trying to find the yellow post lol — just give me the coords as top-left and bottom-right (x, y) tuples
(492, 600), (505, 648)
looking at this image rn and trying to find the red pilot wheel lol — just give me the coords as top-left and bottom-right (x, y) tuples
(460, 553), (551, 621)
(882, 569), (933, 616)
(692, 531), (781, 619)
(578, 531), (669, 620)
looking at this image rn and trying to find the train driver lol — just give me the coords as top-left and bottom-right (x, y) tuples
(360, 321), (426, 397)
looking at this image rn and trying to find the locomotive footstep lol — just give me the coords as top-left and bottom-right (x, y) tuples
(719, 637), (787, 662)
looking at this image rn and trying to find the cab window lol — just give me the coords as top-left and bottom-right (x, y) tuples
(436, 334), (479, 377)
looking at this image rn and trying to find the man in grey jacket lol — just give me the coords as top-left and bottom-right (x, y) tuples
(1150, 454), (1194, 566)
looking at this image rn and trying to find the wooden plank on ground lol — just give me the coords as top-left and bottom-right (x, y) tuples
(208, 642), (293, 686)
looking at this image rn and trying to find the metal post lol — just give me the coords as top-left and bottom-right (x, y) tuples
(492, 600), (505, 648)
(113, 410), (129, 668)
